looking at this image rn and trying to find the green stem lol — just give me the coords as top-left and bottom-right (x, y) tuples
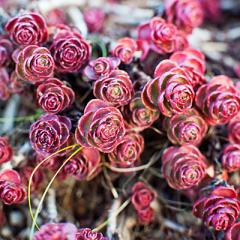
(28, 144), (79, 231)
(29, 146), (82, 240)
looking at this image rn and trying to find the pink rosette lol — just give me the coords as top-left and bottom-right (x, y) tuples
(195, 75), (240, 125)
(162, 145), (208, 190)
(36, 78), (75, 114)
(5, 12), (48, 46)
(93, 70), (134, 107)
(16, 45), (54, 83)
(193, 187), (240, 231)
(75, 99), (126, 153)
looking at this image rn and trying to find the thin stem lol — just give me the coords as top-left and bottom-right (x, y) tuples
(148, 168), (164, 179)
(103, 168), (118, 199)
(28, 144), (79, 236)
(105, 145), (168, 173)
(92, 198), (130, 233)
(105, 162), (155, 173)
(150, 127), (164, 135)
(98, 41), (107, 57)
(29, 147), (82, 239)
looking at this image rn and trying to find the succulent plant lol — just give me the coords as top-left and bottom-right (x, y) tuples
(125, 92), (159, 131)
(165, 0), (204, 33)
(131, 182), (156, 225)
(30, 114), (71, 156)
(142, 60), (195, 116)
(16, 45), (55, 83)
(108, 131), (144, 168)
(50, 26), (91, 72)
(138, 17), (189, 59)
(164, 108), (208, 146)
(63, 147), (101, 181)
(36, 78), (75, 114)
(112, 37), (138, 64)
(5, 12), (48, 46)
(93, 70), (134, 107)
(169, 48), (206, 88)
(75, 99), (126, 153)
(0, 170), (26, 205)
(222, 144), (240, 173)
(84, 57), (120, 81)
(161, 145), (208, 190)
(195, 76), (240, 125)
(193, 186), (240, 231)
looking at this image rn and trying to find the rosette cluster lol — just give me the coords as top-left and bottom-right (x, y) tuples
(131, 182), (156, 224)
(5, 12), (48, 46)
(108, 131), (144, 168)
(93, 70), (134, 107)
(112, 37), (138, 64)
(75, 99), (126, 153)
(221, 144), (240, 173)
(64, 147), (101, 181)
(164, 109), (208, 146)
(138, 17), (188, 59)
(161, 145), (208, 190)
(0, 170), (26, 205)
(165, 0), (204, 33)
(193, 187), (240, 231)
(50, 27), (91, 72)
(30, 114), (71, 156)
(0, 137), (13, 164)
(2, 4), (240, 238)
(36, 78), (75, 114)
(195, 76), (240, 125)
(16, 45), (55, 83)
(142, 60), (195, 117)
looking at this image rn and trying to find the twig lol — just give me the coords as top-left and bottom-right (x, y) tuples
(160, 218), (186, 233)
(106, 199), (121, 239)
(103, 168), (119, 199)
(93, 198), (130, 233)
